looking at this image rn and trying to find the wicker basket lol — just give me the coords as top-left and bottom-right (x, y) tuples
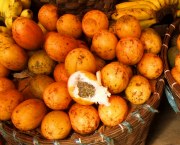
(0, 1), (165, 145)
(0, 78), (164, 145)
(161, 18), (180, 113)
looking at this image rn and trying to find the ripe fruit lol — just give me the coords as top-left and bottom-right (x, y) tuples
(29, 74), (55, 99)
(98, 95), (128, 126)
(171, 66), (180, 85)
(28, 50), (56, 75)
(38, 4), (59, 31)
(64, 48), (96, 75)
(11, 99), (47, 131)
(137, 53), (163, 79)
(0, 77), (15, 92)
(140, 28), (162, 54)
(125, 75), (152, 105)
(0, 63), (10, 77)
(82, 10), (109, 38)
(43, 81), (72, 110)
(69, 103), (100, 135)
(116, 37), (144, 65)
(67, 70), (111, 106)
(115, 14), (141, 39)
(41, 111), (71, 140)
(12, 17), (44, 50)
(175, 53), (180, 72)
(0, 89), (24, 120)
(44, 31), (78, 62)
(56, 13), (82, 38)
(91, 29), (118, 60)
(101, 61), (130, 94)
(53, 63), (69, 82)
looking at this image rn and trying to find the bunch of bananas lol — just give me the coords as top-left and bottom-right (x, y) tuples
(0, 0), (32, 30)
(111, 0), (180, 29)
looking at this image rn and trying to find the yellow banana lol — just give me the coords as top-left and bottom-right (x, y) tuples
(158, 0), (166, 7)
(129, 0), (162, 10)
(20, 9), (33, 19)
(111, 8), (156, 21)
(139, 18), (158, 29)
(115, 1), (158, 10)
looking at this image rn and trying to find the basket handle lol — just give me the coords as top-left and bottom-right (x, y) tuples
(165, 85), (180, 113)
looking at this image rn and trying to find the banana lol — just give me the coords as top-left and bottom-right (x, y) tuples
(111, 8), (156, 21)
(158, 0), (166, 7)
(139, 18), (158, 29)
(20, 9), (33, 19)
(129, 0), (162, 10)
(115, 1), (158, 10)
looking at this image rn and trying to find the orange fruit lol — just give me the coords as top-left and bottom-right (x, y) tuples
(0, 63), (10, 77)
(0, 77), (15, 92)
(64, 48), (96, 75)
(115, 14), (141, 39)
(69, 103), (100, 135)
(98, 95), (128, 126)
(43, 81), (72, 110)
(41, 110), (71, 140)
(116, 37), (144, 65)
(82, 10), (109, 38)
(38, 4), (59, 31)
(53, 63), (69, 82)
(125, 75), (152, 105)
(56, 13), (82, 38)
(44, 31), (78, 62)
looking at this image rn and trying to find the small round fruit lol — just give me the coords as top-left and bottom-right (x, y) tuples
(176, 34), (180, 51)
(53, 63), (69, 82)
(38, 4), (59, 31)
(116, 37), (144, 65)
(56, 14), (82, 38)
(12, 17), (44, 50)
(28, 50), (56, 75)
(30, 74), (54, 99)
(137, 53), (163, 79)
(0, 77), (15, 92)
(115, 15), (141, 39)
(140, 28), (162, 54)
(168, 46), (179, 68)
(43, 81), (72, 110)
(98, 95), (128, 126)
(175, 53), (180, 72)
(41, 110), (71, 140)
(11, 99), (47, 131)
(171, 66), (180, 84)
(44, 31), (78, 62)
(125, 75), (152, 105)
(65, 48), (96, 75)
(0, 43), (28, 71)
(101, 61), (130, 94)
(68, 70), (111, 106)
(0, 89), (24, 120)
(69, 103), (100, 135)
(82, 10), (109, 38)
(0, 63), (10, 77)
(91, 29), (118, 60)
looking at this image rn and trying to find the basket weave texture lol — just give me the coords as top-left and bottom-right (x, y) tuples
(0, 1), (165, 145)
(161, 18), (180, 112)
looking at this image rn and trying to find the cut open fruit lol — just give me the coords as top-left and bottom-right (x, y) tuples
(67, 71), (111, 106)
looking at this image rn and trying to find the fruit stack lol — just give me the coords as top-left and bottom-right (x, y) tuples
(0, 0), (165, 145)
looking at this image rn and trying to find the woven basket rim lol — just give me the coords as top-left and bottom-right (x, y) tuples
(161, 18), (180, 104)
(0, 76), (165, 144)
